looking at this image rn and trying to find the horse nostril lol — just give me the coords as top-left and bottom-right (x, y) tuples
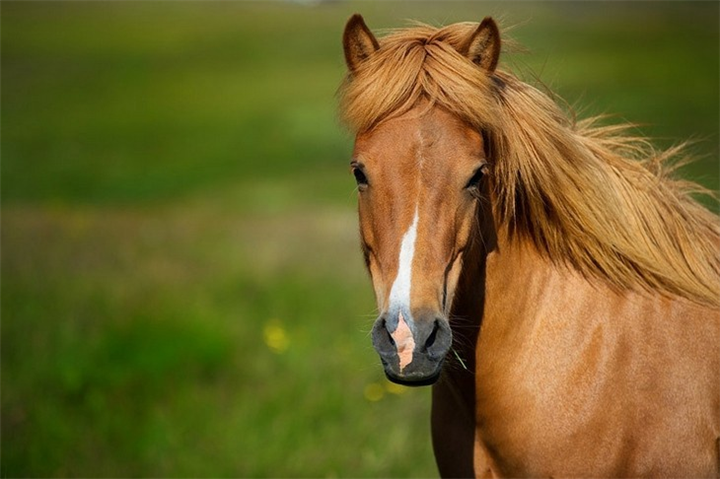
(371, 318), (397, 355)
(423, 320), (440, 351)
(424, 319), (452, 359)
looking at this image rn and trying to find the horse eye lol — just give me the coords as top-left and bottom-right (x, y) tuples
(465, 165), (487, 191)
(352, 167), (368, 188)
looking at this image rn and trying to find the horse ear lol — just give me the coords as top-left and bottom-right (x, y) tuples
(460, 17), (501, 72)
(343, 14), (379, 73)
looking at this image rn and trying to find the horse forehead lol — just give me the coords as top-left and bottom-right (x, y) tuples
(355, 109), (480, 166)
(354, 115), (423, 154)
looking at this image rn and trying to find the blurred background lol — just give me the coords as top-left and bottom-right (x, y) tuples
(2, 1), (718, 477)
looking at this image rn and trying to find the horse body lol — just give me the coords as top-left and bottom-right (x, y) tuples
(339, 14), (720, 477)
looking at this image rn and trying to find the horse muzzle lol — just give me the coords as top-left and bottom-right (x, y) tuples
(371, 310), (453, 386)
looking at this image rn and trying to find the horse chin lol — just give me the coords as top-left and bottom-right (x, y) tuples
(381, 358), (445, 387)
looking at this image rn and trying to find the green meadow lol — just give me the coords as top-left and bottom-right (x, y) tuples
(2, 2), (718, 477)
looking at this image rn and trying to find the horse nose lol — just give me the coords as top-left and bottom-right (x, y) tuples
(371, 312), (452, 386)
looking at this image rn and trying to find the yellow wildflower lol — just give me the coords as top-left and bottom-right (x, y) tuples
(263, 320), (289, 354)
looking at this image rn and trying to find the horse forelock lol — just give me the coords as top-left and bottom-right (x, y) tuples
(338, 21), (720, 307)
(338, 22), (503, 134)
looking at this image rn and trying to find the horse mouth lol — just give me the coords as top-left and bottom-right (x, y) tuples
(380, 356), (445, 387)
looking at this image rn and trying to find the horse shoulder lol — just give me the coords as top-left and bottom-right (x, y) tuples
(474, 246), (720, 477)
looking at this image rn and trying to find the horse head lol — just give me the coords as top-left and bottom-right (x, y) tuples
(343, 15), (501, 385)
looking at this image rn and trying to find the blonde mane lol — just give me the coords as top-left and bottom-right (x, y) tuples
(338, 22), (720, 307)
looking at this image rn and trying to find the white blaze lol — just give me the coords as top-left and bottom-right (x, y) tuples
(388, 208), (419, 316)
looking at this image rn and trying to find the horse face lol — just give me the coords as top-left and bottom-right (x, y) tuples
(351, 106), (488, 385)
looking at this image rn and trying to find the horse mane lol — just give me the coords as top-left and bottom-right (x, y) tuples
(338, 22), (720, 307)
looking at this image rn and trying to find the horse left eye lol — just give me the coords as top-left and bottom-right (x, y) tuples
(465, 165), (487, 190)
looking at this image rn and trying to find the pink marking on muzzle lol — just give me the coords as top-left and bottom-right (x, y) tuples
(391, 311), (415, 371)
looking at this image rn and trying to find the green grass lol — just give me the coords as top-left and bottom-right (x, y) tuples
(2, 2), (718, 477)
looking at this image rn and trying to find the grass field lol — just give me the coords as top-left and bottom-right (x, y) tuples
(2, 2), (718, 477)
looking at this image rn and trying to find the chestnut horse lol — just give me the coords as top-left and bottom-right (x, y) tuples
(339, 15), (720, 478)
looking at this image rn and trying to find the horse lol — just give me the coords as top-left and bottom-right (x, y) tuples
(338, 14), (720, 478)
